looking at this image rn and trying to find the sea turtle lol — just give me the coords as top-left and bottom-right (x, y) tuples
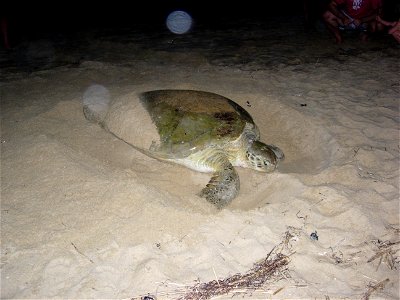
(83, 89), (284, 209)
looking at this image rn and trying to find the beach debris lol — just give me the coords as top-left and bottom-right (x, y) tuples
(280, 226), (302, 253)
(272, 286), (285, 295)
(177, 250), (290, 300)
(296, 210), (307, 221)
(385, 223), (400, 234)
(139, 240), (293, 300)
(320, 247), (362, 266)
(133, 228), (300, 299)
(330, 250), (344, 264)
(367, 239), (400, 271)
(310, 231), (319, 241)
(361, 278), (390, 300)
(141, 295), (157, 300)
(71, 242), (94, 264)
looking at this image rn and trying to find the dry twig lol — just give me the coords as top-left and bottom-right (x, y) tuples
(367, 240), (400, 271)
(134, 228), (300, 300)
(361, 278), (390, 300)
(177, 249), (290, 300)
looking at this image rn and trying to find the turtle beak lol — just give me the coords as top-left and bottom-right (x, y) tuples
(247, 141), (278, 172)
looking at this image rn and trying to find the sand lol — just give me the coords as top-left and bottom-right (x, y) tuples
(1, 17), (399, 299)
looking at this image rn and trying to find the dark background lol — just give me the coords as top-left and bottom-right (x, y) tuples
(2, 1), (304, 32)
(1, 0), (399, 44)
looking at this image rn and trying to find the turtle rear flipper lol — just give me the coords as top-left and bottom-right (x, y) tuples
(198, 152), (239, 209)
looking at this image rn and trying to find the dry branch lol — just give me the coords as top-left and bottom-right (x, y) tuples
(177, 250), (290, 300)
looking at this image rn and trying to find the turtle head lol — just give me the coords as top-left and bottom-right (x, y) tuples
(246, 141), (284, 172)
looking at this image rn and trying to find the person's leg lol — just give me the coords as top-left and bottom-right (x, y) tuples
(322, 10), (343, 43)
(360, 19), (385, 41)
(368, 19), (385, 32)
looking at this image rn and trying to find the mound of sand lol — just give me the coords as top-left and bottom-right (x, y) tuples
(1, 18), (399, 299)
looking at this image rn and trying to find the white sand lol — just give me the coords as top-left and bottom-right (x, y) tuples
(1, 19), (399, 299)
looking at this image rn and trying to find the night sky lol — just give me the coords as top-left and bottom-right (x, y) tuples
(2, 1), (310, 38)
(1, 0), (399, 47)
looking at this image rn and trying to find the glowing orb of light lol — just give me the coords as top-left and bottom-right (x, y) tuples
(166, 10), (193, 34)
(83, 84), (110, 122)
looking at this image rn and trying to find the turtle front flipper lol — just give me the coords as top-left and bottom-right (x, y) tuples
(197, 152), (240, 209)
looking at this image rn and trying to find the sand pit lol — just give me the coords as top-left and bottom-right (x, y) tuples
(1, 16), (399, 299)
